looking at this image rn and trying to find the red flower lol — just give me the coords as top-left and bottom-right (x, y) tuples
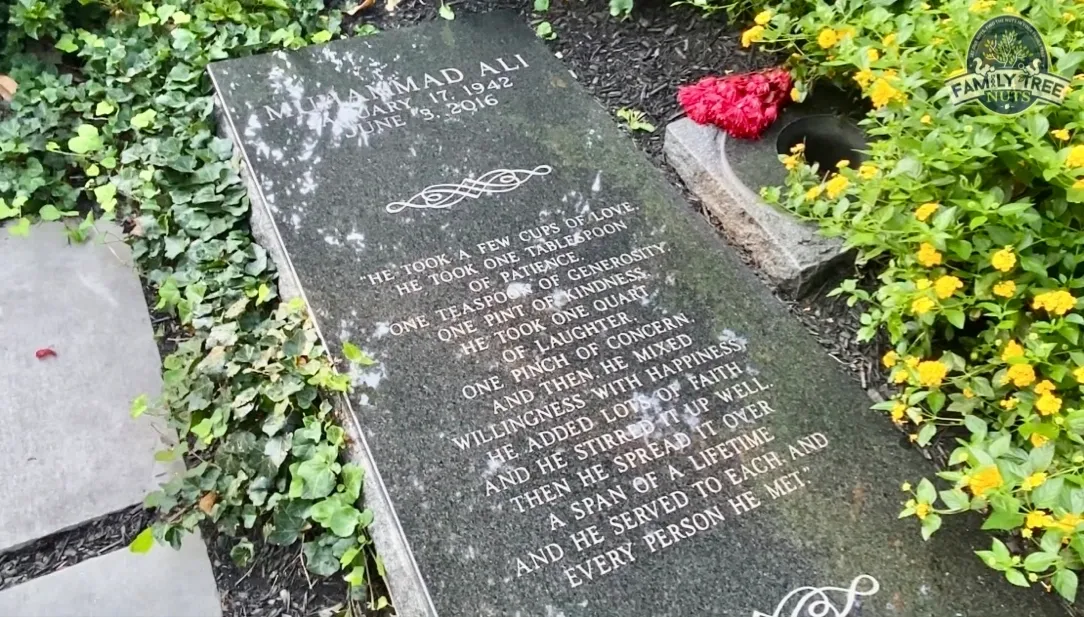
(677, 68), (794, 140)
(35, 348), (57, 360)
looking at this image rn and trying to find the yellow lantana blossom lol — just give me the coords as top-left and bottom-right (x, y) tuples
(991, 246), (1016, 272)
(782, 154), (800, 170)
(911, 296), (935, 315)
(892, 370), (909, 384)
(906, 356), (920, 368)
(917, 243), (942, 267)
(891, 402), (907, 423)
(754, 9), (772, 25)
(825, 174), (849, 199)
(1031, 433), (1049, 447)
(805, 185), (823, 201)
(917, 360), (948, 387)
(790, 87), (802, 102)
(915, 202), (939, 221)
(867, 48), (880, 62)
(1074, 179), (1084, 189)
(916, 278), (931, 290)
(914, 502), (931, 520)
(1035, 380), (1056, 396)
(882, 33), (897, 47)
(1051, 513), (1084, 533)
(969, 0), (994, 12)
(858, 164), (877, 179)
(1052, 128), (1071, 141)
(818, 28), (838, 48)
(1026, 510), (1055, 528)
(1068, 145), (1084, 168)
(1001, 340), (1024, 360)
(1021, 472), (1048, 491)
(1074, 366), (1084, 382)
(963, 387), (975, 398)
(993, 280), (1016, 298)
(1032, 290), (1077, 316)
(741, 25), (765, 48)
(1036, 392), (1062, 416)
(1001, 397), (1019, 410)
(920, 114), (932, 124)
(934, 275), (963, 299)
(882, 350), (899, 368)
(870, 77), (903, 109)
(853, 68), (874, 89)
(1005, 363), (1036, 387)
(969, 465), (1003, 496)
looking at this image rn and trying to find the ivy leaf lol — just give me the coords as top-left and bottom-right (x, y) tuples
(311, 496), (361, 537)
(38, 205), (62, 221)
(341, 463), (364, 502)
(311, 30), (333, 43)
(609, 0), (634, 18)
(55, 33), (78, 53)
(534, 0), (550, 11)
(230, 539), (254, 567)
(8, 218), (30, 237)
(265, 500), (311, 546)
(137, 12), (158, 27)
(342, 341), (375, 365)
(93, 183), (118, 212)
(131, 109), (157, 130)
(303, 538), (342, 576)
(129, 527), (155, 553)
(68, 124), (103, 154)
(438, 3), (455, 20)
(130, 394), (148, 418)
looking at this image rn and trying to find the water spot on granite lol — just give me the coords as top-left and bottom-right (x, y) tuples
(591, 171), (602, 193)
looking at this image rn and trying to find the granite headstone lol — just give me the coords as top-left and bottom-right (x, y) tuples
(210, 12), (1064, 617)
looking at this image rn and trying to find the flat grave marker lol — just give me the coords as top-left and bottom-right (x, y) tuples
(210, 12), (1063, 617)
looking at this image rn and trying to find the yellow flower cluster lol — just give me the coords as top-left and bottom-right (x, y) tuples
(915, 202), (939, 222)
(1028, 511), (1084, 534)
(782, 154), (800, 170)
(754, 9), (772, 25)
(891, 401), (907, 424)
(825, 174), (849, 199)
(1074, 366), (1084, 382)
(911, 296), (935, 315)
(858, 164), (878, 179)
(917, 242), (942, 267)
(1036, 392), (1062, 416)
(1052, 129), (1071, 141)
(870, 77), (904, 109)
(1021, 472), (1047, 491)
(805, 185), (823, 201)
(1004, 363), (1036, 387)
(1001, 340), (1024, 361)
(1034, 380), (1056, 396)
(968, 0), (994, 13)
(1068, 145), (1084, 168)
(882, 350), (899, 368)
(990, 246), (1015, 272)
(741, 25), (764, 48)
(992, 280), (1016, 298)
(818, 28), (838, 48)
(934, 275), (962, 299)
(917, 360), (948, 387)
(1032, 290), (1077, 316)
(854, 68), (874, 89)
(969, 465), (1002, 496)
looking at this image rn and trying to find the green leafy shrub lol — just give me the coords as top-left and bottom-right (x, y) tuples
(737, 0), (1084, 601)
(0, 0), (383, 605)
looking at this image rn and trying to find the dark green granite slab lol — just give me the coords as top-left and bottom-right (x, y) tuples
(209, 12), (1063, 617)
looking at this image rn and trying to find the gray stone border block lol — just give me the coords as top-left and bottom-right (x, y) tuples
(664, 117), (850, 297)
(0, 532), (221, 617)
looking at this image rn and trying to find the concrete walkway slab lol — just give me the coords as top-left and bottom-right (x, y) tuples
(0, 222), (169, 551)
(0, 533), (222, 617)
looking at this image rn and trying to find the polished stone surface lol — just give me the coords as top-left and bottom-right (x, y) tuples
(0, 222), (170, 552)
(210, 12), (1063, 617)
(0, 533), (221, 617)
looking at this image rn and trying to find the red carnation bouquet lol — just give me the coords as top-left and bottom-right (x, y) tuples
(676, 68), (793, 140)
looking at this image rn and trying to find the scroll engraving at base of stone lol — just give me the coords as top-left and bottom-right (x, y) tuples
(753, 575), (880, 617)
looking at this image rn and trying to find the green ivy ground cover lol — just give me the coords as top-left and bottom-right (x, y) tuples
(1, 0), (385, 608)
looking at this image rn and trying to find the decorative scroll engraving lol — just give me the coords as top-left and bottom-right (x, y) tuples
(752, 575), (880, 617)
(385, 165), (553, 213)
